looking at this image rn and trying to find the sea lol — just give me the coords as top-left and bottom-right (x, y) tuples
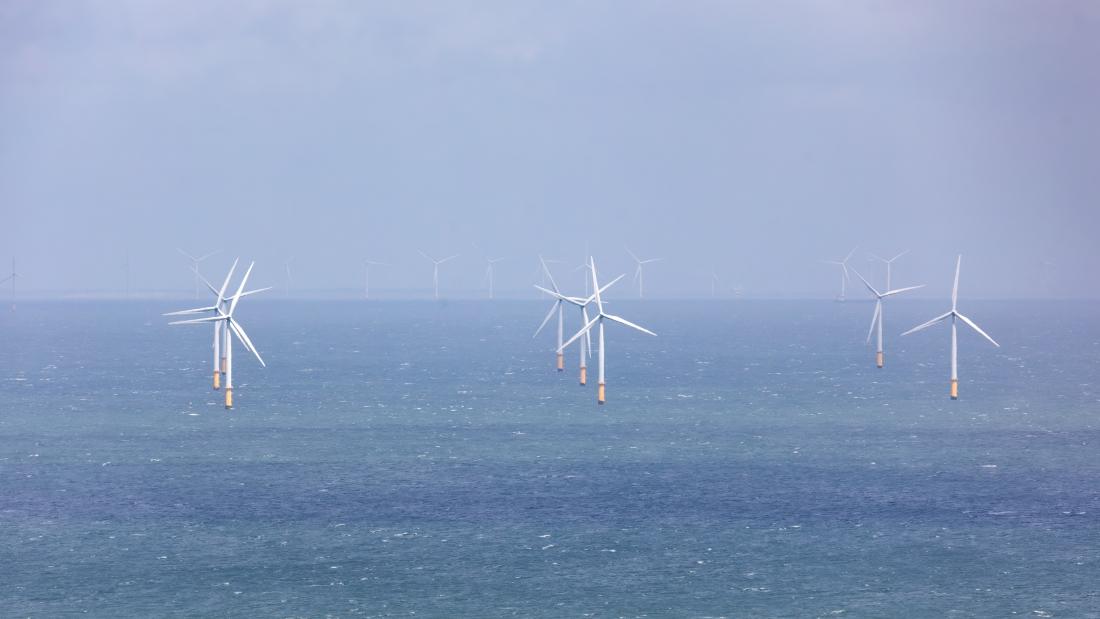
(1, 299), (1098, 618)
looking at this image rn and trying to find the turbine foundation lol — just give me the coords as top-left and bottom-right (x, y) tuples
(950, 379), (958, 400)
(579, 366), (587, 386)
(876, 351), (884, 368)
(213, 370), (220, 390)
(225, 388), (233, 409)
(597, 382), (606, 405)
(556, 353), (564, 372)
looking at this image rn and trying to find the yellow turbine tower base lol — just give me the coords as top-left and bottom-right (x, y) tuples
(225, 388), (233, 409)
(579, 366), (587, 386)
(876, 351), (884, 368)
(213, 370), (220, 390)
(950, 379), (958, 400)
(597, 383), (606, 405)
(556, 353), (564, 372)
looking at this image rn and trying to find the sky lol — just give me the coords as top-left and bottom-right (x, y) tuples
(2, 0), (1098, 299)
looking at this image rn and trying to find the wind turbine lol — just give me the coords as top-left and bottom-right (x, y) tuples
(177, 248), (222, 298)
(561, 258), (656, 405)
(283, 257), (294, 298)
(851, 268), (924, 368)
(823, 247), (857, 301)
(165, 259), (271, 391)
(902, 255), (999, 400)
(533, 257), (624, 383)
(868, 250), (909, 290)
(418, 250), (459, 300)
(168, 261), (267, 409)
(364, 260), (388, 299)
(0, 258), (19, 310)
(626, 246), (662, 298)
(483, 257), (505, 299)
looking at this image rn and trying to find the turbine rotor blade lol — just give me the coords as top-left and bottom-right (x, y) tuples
(867, 300), (881, 344)
(604, 313), (657, 337)
(956, 312), (1000, 347)
(533, 300), (560, 338)
(901, 311), (953, 337)
(230, 320), (266, 367)
(881, 284), (925, 298)
(952, 255), (961, 310)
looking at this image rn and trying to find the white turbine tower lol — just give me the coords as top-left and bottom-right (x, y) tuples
(561, 258), (656, 405)
(483, 257), (505, 299)
(0, 258), (19, 310)
(177, 248), (221, 298)
(533, 258), (624, 384)
(868, 250), (909, 290)
(902, 255), (999, 400)
(626, 247), (662, 298)
(364, 260), (388, 299)
(165, 259), (270, 391)
(168, 261), (267, 409)
(851, 268), (924, 368)
(823, 247), (857, 301)
(418, 250), (459, 300)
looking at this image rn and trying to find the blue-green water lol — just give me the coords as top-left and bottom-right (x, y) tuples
(1, 300), (1098, 617)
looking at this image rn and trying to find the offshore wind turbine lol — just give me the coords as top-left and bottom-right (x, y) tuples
(363, 260), (388, 299)
(626, 246), (662, 298)
(283, 256), (294, 298)
(533, 258), (624, 384)
(851, 269), (924, 368)
(168, 261), (267, 409)
(165, 259), (270, 391)
(0, 258), (19, 310)
(823, 247), (857, 301)
(177, 248), (221, 298)
(418, 250), (459, 300)
(483, 257), (505, 299)
(868, 250), (909, 290)
(561, 258), (656, 405)
(902, 255), (999, 400)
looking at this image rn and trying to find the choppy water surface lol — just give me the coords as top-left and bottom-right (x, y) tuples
(1, 300), (1098, 617)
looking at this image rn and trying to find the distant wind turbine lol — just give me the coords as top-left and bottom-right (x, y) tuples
(483, 257), (505, 299)
(418, 250), (459, 300)
(0, 258), (19, 310)
(284, 257), (294, 298)
(178, 248), (221, 298)
(902, 255), (999, 400)
(823, 247), (857, 301)
(868, 250), (909, 290)
(626, 246), (662, 298)
(851, 268), (924, 368)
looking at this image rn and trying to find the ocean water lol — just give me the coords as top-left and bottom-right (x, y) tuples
(1, 299), (1098, 618)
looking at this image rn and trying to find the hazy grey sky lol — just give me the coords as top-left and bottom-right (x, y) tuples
(2, 1), (1098, 298)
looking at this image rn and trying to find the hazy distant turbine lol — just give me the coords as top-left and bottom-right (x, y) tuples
(823, 247), (857, 301)
(418, 250), (459, 300)
(177, 248), (222, 299)
(626, 247), (663, 299)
